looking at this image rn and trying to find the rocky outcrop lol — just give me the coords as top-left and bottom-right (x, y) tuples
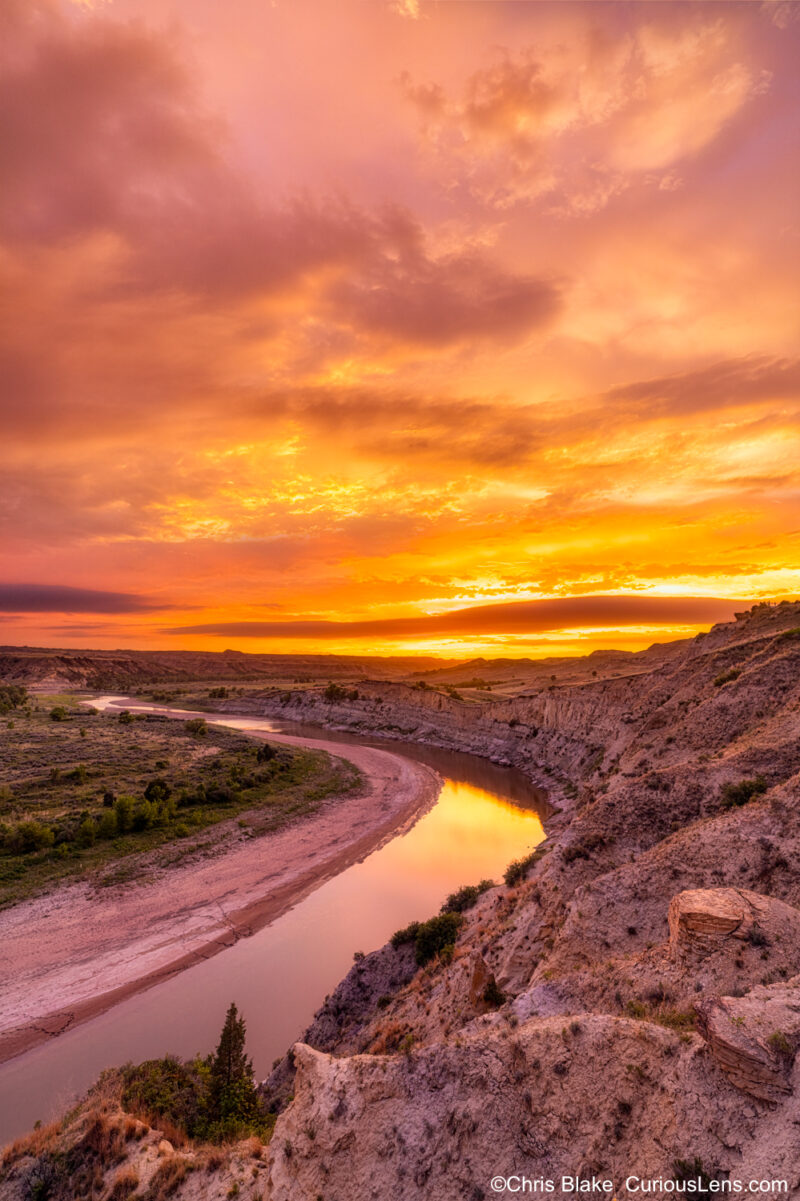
(668, 888), (800, 959)
(695, 984), (800, 1102)
(465, 950), (498, 1012)
(266, 1017), (753, 1201)
(262, 941), (418, 1112)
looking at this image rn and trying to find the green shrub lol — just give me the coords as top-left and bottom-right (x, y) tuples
(390, 913), (464, 964)
(390, 921), (420, 949)
(49, 706), (68, 722)
(144, 778), (172, 804)
(768, 1030), (796, 1062)
(97, 810), (118, 840)
(0, 684), (27, 715)
(482, 978), (505, 1008)
(184, 718), (208, 736)
(713, 668), (741, 687)
(413, 913), (463, 965)
(441, 879), (494, 915)
(4, 821), (55, 854)
(205, 784), (237, 806)
(118, 710), (134, 725)
(504, 846), (547, 886)
(122, 1055), (211, 1139)
(114, 795), (135, 833)
(321, 684), (358, 703)
(563, 833), (606, 863)
(720, 776), (767, 809)
(626, 999), (695, 1032)
(76, 817), (97, 848)
(132, 801), (158, 832)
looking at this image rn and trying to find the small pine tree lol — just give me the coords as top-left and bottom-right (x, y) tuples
(209, 1003), (260, 1128)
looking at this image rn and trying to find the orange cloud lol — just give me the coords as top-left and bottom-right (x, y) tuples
(0, 0), (797, 657)
(400, 9), (770, 210)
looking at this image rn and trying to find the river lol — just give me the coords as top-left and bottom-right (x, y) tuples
(0, 705), (549, 1145)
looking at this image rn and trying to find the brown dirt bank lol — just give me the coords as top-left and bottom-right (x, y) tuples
(0, 720), (440, 1065)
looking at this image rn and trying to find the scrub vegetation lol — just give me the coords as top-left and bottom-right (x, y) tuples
(121, 1003), (270, 1144)
(0, 693), (361, 906)
(0, 1005), (271, 1201)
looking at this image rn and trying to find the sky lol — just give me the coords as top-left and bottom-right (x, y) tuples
(1, 0), (799, 659)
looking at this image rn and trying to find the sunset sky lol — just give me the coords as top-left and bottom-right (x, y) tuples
(2, 0), (799, 658)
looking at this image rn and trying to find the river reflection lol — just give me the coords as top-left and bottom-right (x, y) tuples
(0, 708), (548, 1144)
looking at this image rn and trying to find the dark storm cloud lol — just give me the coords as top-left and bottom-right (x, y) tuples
(0, 584), (166, 613)
(166, 594), (747, 639)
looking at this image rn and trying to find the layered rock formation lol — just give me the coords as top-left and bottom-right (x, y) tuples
(668, 887), (800, 960)
(695, 985), (800, 1102)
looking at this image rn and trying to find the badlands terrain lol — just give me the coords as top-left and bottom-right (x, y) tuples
(3, 600), (800, 1199)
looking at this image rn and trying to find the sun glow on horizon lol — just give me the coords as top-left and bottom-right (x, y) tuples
(1, 0), (798, 656)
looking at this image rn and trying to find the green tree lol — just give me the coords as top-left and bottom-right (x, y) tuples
(0, 684), (27, 714)
(132, 800), (157, 831)
(114, 794), (134, 833)
(144, 778), (172, 803)
(7, 821), (55, 854)
(97, 810), (118, 840)
(76, 816), (97, 848)
(209, 1003), (260, 1127)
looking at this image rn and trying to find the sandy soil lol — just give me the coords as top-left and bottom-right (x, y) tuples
(0, 724), (440, 1064)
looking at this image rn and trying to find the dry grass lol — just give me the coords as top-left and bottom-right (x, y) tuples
(1, 1117), (62, 1167)
(151, 1115), (188, 1149)
(202, 1147), (226, 1172)
(368, 1020), (414, 1054)
(109, 1164), (141, 1199)
(123, 1115), (148, 1141)
(143, 1155), (190, 1199)
(81, 1109), (129, 1164)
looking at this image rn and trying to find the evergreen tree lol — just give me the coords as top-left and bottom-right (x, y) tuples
(209, 1002), (260, 1128)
